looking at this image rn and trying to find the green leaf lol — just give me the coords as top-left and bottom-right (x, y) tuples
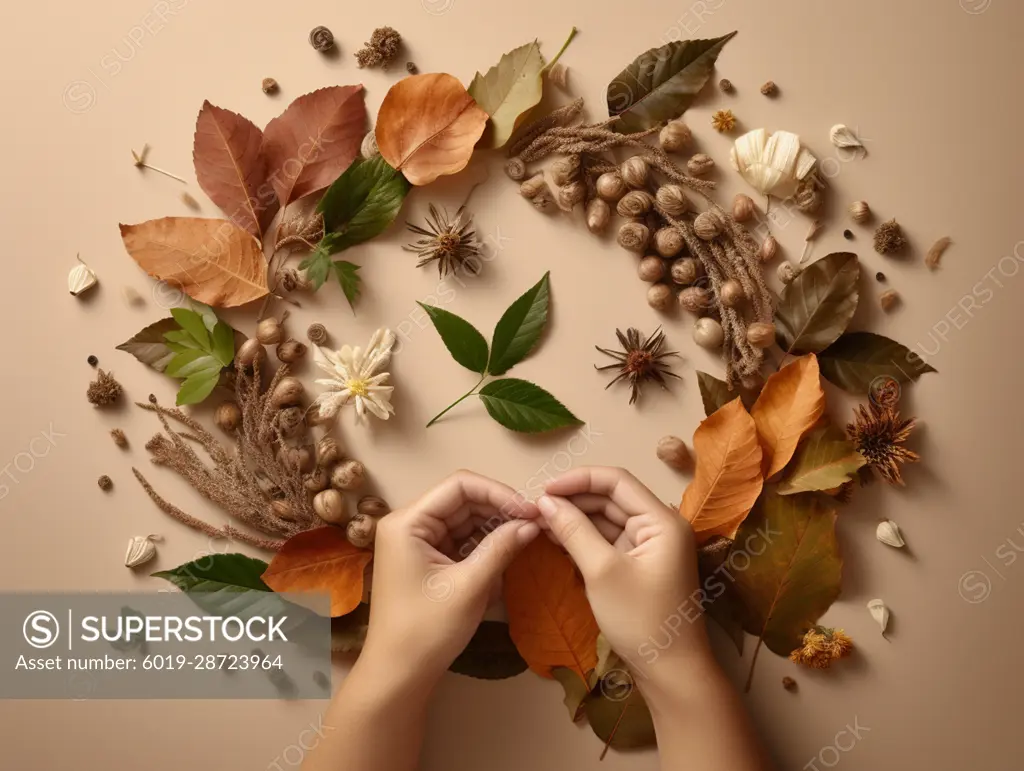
(449, 621), (528, 680)
(775, 252), (860, 354)
(552, 667), (592, 722)
(165, 349), (207, 377)
(163, 329), (205, 350)
(607, 32), (737, 133)
(469, 41), (546, 149)
(777, 425), (867, 495)
(117, 318), (181, 372)
(696, 371), (757, 416)
(818, 331), (937, 394)
(317, 156), (410, 250)
(478, 378), (581, 433)
(333, 261), (362, 311)
(176, 369), (222, 405)
(188, 300), (221, 334)
(210, 321), (235, 366)
(585, 671), (657, 751)
(418, 303), (490, 374)
(170, 307), (211, 349)
(299, 234), (344, 290)
(488, 272), (550, 376)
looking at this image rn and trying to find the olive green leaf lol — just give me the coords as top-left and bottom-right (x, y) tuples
(488, 271), (550, 375)
(449, 621), (528, 680)
(607, 31), (737, 133)
(479, 378), (582, 433)
(777, 425), (866, 495)
(585, 671), (657, 753)
(117, 318), (180, 373)
(469, 29), (577, 149)
(732, 492), (842, 691)
(696, 370), (757, 416)
(333, 261), (362, 310)
(818, 331), (937, 394)
(552, 667), (593, 722)
(418, 303), (490, 374)
(775, 252), (860, 354)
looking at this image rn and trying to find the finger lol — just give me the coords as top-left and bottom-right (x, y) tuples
(461, 519), (541, 584)
(545, 467), (670, 518)
(416, 470), (538, 527)
(567, 493), (631, 528)
(537, 495), (616, 576)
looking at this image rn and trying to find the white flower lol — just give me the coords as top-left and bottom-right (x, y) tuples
(730, 128), (818, 199)
(310, 328), (396, 423)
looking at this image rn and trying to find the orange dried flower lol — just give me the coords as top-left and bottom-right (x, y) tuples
(789, 626), (854, 669)
(711, 109), (737, 133)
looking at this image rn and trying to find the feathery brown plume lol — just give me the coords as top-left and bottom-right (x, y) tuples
(847, 401), (919, 486)
(595, 327), (680, 405)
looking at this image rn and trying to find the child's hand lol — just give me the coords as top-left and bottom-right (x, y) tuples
(539, 466), (710, 678)
(361, 470), (541, 684)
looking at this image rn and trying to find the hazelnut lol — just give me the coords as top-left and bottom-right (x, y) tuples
(746, 322), (776, 349)
(693, 317), (724, 349)
(777, 262), (800, 285)
(670, 257), (700, 286)
(270, 377), (304, 408)
(758, 236), (779, 263)
(347, 514), (377, 549)
(214, 401), (242, 432)
(317, 436), (342, 467)
(653, 227), (685, 258)
(638, 255), (666, 283)
(616, 190), (655, 218)
(678, 286), (711, 313)
(647, 284), (675, 312)
(236, 338), (265, 369)
(849, 200), (871, 224)
(313, 489), (349, 525)
(655, 184), (690, 217)
(659, 119), (692, 152)
(656, 435), (691, 471)
(686, 153), (715, 176)
(304, 466), (330, 494)
(732, 194), (755, 223)
(719, 280), (745, 308)
(617, 221), (651, 253)
(276, 339), (307, 363)
(619, 156), (650, 189)
(693, 211), (723, 240)
(331, 459), (366, 491)
(275, 406), (306, 439)
(586, 199), (612, 234)
(357, 495), (391, 518)
(256, 317), (283, 345)
(277, 445), (314, 473)
(596, 172), (627, 201)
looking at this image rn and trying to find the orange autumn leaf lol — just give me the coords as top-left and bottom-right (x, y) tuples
(750, 354), (827, 479)
(504, 537), (600, 683)
(375, 73), (489, 186)
(262, 527), (372, 617)
(681, 398), (763, 544)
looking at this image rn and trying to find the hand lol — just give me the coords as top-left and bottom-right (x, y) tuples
(538, 466), (710, 679)
(362, 470), (541, 685)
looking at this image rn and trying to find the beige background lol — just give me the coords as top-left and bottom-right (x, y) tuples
(1, 0), (1022, 767)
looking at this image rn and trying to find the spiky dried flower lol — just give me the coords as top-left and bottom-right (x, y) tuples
(595, 327), (680, 405)
(87, 370), (123, 407)
(355, 26), (402, 69)
(873, 218), (907, 254)
(404, 205), (481, 277)
(789, 626), (853, 669)
(847, 402), (919, 485)
(711, 109), (737, 132)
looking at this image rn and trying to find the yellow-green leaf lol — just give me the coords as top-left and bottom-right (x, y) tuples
(777, 425), (866, 495)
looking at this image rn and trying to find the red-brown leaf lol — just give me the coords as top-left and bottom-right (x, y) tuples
(262, 86), (366, 205)
(193, 101), (273, 238)
(261, 527), (372, 618)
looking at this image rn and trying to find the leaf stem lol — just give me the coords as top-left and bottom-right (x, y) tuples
(743, 637), (764, 692)
(426, 376), (486, 427)
(540, 26), (578, 74)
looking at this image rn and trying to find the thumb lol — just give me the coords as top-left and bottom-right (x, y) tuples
(462, 519), (541, 584)
(538, 495), (616, 578)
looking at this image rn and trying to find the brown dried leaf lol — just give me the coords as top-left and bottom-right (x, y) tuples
(193, 101), (273, 237)
(750, 355), (827, 479)
(119, 217), (268, 308)
(262, 86), (366, 205)
(375, 73), (489, 186)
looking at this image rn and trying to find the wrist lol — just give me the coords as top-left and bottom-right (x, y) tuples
(633, 642), (723, 715)
(349, 635), (445, 704)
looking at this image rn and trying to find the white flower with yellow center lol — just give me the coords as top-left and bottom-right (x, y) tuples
(310, 328), (396, 423)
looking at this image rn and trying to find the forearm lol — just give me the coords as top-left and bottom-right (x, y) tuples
(640, 650), (772, 771)
(303, 649), (438, 771)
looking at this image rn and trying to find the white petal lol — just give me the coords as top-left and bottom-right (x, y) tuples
(313, 346), (343, 378)
(762, 131), (801, 196)
(312, 392), (343, 420)
(354, 396), (367, 422)
(363, 394), (393, 420)
(314, 378), (345, 391)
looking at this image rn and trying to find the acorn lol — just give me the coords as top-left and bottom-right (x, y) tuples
(670, 257), (700, 285)
(586, 199), (612, 234)
(313, 489), (349, 525)
(647, 283), (675, 312)
(331, 459), (366, 491)
(732, 194), (755, 223)
(214, 401), (241, 432)
(638, 255), (666, 283)
(357, 495), (391, 518)
(719, 280), (745, 308)
(256, 317), (283, 345)
(276, 339), (307, 363)
(596, 172), (627, 202)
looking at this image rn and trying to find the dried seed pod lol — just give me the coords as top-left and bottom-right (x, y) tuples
(758, 235), (779, 262)
(347, 514), (376, 549)
(313, 489), (349, 525)
(558, 181), (586, 210)
(879, 289), (900, 312)
(531, 190), (556, 212)
(98, 475), (114, 491)
(261, 77), (279, 94)
(331, 459), (366, 491)
(693, 211), (722, 240)
(236, 338), (265, 369)
(317, 436), (342, 468)
(547, 62), (570, 90)
(619, 156), (650, 189)
(68, 256), (98, 297)
(256, 317), (283, 345)
(271, 500), (297, 522)
(693, 317), (724, 349)
(655, 184), (691, 217)
(308, 25), (335, 52)
(586, 199), (612, 234)
(793, 180), (822, 214)
(360, 130), (379, 159)
(876, 520), (905, 548)
(686, 153), (715, 176)
(214, 401), (242, 432)
(777, 261), (800, 284)
(357, 495), (391, 518)
(125, 535), (160, 568)
(616, 190), (655, 218)
(617, 221), (650, 253)
(276, 339), (307, 363)
(647, 283), (674, 312)
(670, 257), (699, 285)
(519, 173), (547, 199)
(867, 599), (890, 636)
(551, 155), (580, 186)
(505, 157), (527, 181)
(874, 219), (907, 255)
(659, 119), (692, 152)
(638, 255), (666, 283)
(656, 435), (691, 470)
(596, 172), (627, 201)
(653, 227), (685, 258)
(782, 677), (797, 692)
(719, 78), (734, 92)
(304, 466), (330, 494)
(276, 406), (306, 439)
(306, 323), (328, 346)
(849, 200), (871, 224)
(678, 286), (711, 313)
(270, 377), (304, 408)
(277, 445), (314, 473)
(760, 80), (777, 96)
(746, 322), (776, 348)
(110, 428), (128, 448)
(925, 236), (952, 270)
(732, 194), (755, 223)
(719, 279), (745, 308)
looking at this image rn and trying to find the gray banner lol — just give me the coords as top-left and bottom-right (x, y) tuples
(2, 593), (331, 699)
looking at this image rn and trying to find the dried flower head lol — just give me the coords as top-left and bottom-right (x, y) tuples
(760, 80), (778, 96)
(711, 109), (737, 133)
(595, 327), (680, 405)
(87, 370), (124, 407)
(355, 26), (402, 69)
(847, 402), (919, 485)
(789, 626), (853, 669)
(404, 205), (481, 277)
(309, 25), (334, 52)
(873, 219), (907, 254)
(311, 329), (397, 423)
(110, 428), (128, 448)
